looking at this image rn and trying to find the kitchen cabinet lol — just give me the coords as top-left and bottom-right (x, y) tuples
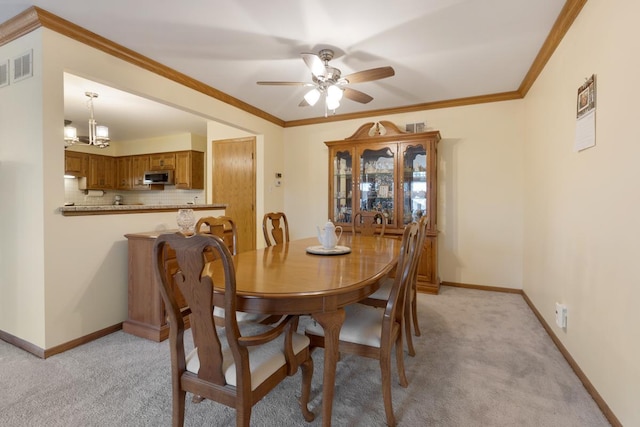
(149, 152), (176, 170)
(131, 155), (151, 190)
(67, 150), (204, 191)
(325, 121), (441, 293)
(79, 153), (115, 190)
(64, 150), (89, 177)
(115, 156), (132, 190)
(174, 150), (204, 189)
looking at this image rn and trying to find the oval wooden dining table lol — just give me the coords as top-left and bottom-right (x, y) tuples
(208, 234), (401, 426)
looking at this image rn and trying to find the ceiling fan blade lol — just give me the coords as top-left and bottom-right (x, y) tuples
(256, 81), (312, 86)
(343, 88), (373, 104)
(301, 53), (325, 78)
(343, 66), (395, 84)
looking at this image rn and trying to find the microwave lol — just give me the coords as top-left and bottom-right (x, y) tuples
(143, 170), (174, 185)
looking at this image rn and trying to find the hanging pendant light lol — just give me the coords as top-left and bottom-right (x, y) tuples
(64, 120), (79, 147)
(64, 92), (110, 148)
(85, 92), (110, 148)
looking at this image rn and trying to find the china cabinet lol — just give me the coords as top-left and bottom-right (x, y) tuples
(325, 121), (441, 293)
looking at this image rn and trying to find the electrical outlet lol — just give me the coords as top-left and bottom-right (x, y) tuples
(555, 303), (567, 328)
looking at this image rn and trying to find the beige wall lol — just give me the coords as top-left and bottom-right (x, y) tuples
(522, 1), (640, 424)
(0, 30), (46, 345)
(1, 28), (281, 349)
(283, 100), (525, 289)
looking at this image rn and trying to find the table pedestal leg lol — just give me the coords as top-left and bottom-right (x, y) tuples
(312, 308), (346, 427)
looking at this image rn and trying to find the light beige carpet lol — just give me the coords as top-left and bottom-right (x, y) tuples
(0, 286), (610, 426)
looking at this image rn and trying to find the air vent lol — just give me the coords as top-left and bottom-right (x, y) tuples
(405, 122), (425, 133)
(12, 50), (33, 82)
(0, 60), (8, 88)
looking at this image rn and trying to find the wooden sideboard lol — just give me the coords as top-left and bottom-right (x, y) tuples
(123, 231), (186, 341)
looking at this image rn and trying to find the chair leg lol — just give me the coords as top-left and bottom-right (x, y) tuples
(379, 353), (396, 427)
(173, 389), (186, 427)
(404, 300), (416, 357)
(299, 356), (315, 422)
(411, 288), (421, 336)
(236, 404), (251, 427)
(395, 332), (408, 388)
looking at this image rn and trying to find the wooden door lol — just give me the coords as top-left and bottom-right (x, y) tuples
(211, 137), (256, 252)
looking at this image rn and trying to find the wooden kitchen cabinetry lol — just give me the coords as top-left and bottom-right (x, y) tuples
(79, 153), (115, 190)
(149, 152), (176, 170)
(175, 150), (204, 189)
(131, 154), (151, 190)
(115, 156), (132, 190)
(64, 150), (89, 177)
(67, 150), (204, 191)
(325, 121), (441, 293)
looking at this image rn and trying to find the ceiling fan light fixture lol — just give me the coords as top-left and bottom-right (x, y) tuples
(304, 88), (321, 106)
(327, 84), (343, 102)
(326, 96), (340, 111)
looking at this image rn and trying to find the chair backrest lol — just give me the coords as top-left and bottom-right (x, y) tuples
(262, 212), (290, 247)
(195, 216), (238, 255)
(154, 233), (238, 386)
(352, 211), (386, 237)
(383, 221), (420, 333)
(153, 232), (313, 426)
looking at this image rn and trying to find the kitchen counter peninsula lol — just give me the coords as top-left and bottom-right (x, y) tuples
(59, 203), (226, 216)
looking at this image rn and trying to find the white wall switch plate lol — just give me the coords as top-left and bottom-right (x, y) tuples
(555, 303), (567, 328)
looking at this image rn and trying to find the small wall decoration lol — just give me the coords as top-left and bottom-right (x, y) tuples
(576, 74), (596, 118)
(574, 74), (597, 152)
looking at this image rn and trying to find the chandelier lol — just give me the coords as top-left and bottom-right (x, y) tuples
(64, 92), (110, 148)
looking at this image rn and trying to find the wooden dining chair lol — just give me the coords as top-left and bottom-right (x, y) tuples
(361, 215), (429, 357)
(195, 215), (272, 325)
(154, 232), (314, 427)
(262, 212), (290, 247)
(352, 211), (386, 237)
(195, 215), (238, 255)
(305, 221), (421, 427)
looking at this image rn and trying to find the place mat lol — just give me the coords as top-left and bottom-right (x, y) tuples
(305, 245), (351, 255)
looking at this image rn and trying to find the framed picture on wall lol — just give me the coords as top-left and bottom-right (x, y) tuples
(577, 74), (596, 118)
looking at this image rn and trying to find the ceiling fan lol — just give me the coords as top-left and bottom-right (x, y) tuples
(257, 49), (395, 116)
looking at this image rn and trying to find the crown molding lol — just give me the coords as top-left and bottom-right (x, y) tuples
(1, 3), (587, 128)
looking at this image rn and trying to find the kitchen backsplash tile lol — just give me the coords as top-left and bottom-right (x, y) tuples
(64, 177), (204, 206)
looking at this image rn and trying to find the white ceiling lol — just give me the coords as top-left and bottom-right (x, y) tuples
(1, 0), (567, 138)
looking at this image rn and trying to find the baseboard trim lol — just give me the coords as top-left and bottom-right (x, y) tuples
(0, 329), (46, 358)
(521, 292), (621, 427)
(0, 323), (123, 359)
(438, 281), (621, 427)
(440, 281), (523, 294)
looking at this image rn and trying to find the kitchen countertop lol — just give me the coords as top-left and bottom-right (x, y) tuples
(59, 203), (226, 216)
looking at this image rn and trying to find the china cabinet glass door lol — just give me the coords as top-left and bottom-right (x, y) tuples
(332, 149), (353, 224)
(401, 143), (427, 225)
(358, 146), (395, 226)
